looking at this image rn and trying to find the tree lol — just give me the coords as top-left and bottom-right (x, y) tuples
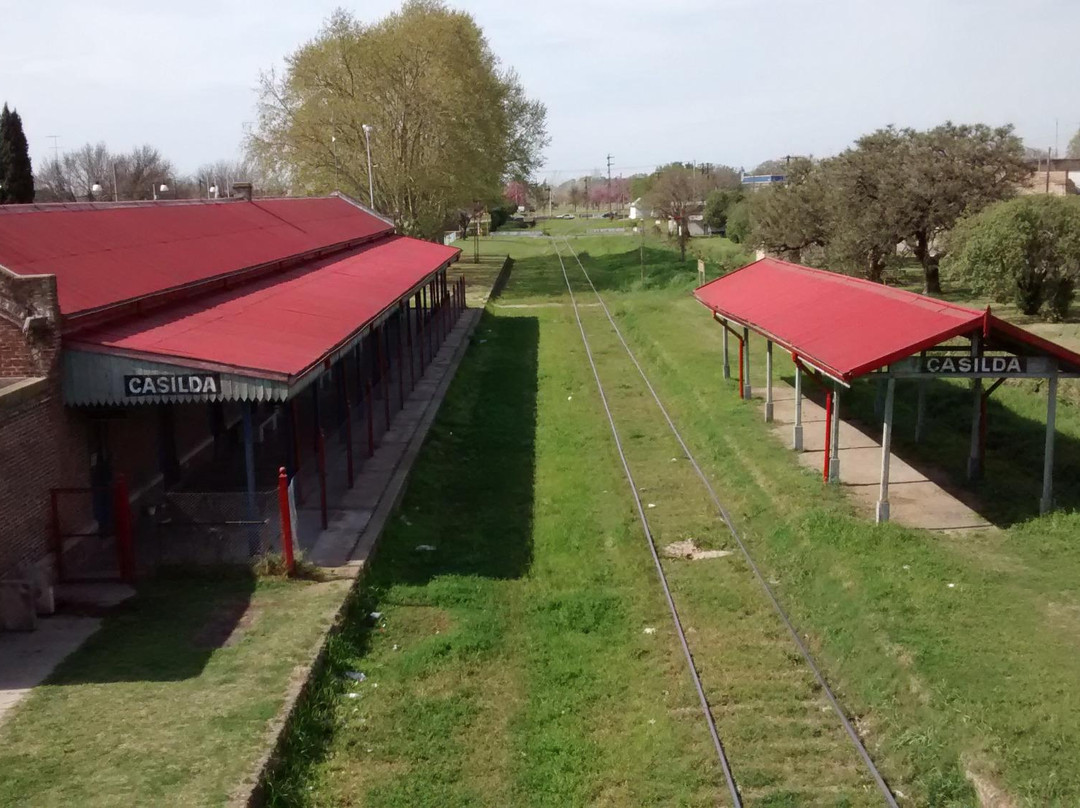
(1068, 129), (1080, 159)
(0, 104), (34, 203)
(702, 188), (743, 233)
(725, 199), (751, 244)
(645, 165), (701, 260)
(503, 180), (528, 207)
(248, 2), (548, 239)
(749, 157), (830, 261)
(823, 128), (910, 282)
(944, 196), (1080, 320)
(899, 122), (1030, 293)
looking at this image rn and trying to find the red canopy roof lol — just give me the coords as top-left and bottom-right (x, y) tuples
(694, 257), (1080, 380)
(67, 235), (459, 381)
(0, 195), (392, 317)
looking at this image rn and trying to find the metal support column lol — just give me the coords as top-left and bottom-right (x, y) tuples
(967, 334), (983, 482)
(742, 327), (752, 399)
(242, 402), (259, 555)
(722, 319), (730, 379)
(793, 365), (804, 451)
(915, 380), (927, 443)
(829, 385), (841, 483)
(1041, 373), (1058, 514)
(876, 377), (896, 523)
(765, 340), (774, 422)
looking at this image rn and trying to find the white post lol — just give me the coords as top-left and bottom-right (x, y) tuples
(765, 340), (774, 422)
(876, 377), (896, 523)
(722, 320), (730, 380)
(742, 327), (752, 399)
(1041, 373), (1058, 514)
(793, 365), (803, 450)
(829, 386), (841, 482)
(967, 335), (983, 482)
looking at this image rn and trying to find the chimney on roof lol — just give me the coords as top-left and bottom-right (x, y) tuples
(232, 182), (253, 202)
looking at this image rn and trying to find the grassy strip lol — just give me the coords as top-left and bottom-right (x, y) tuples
(570, 237), (1080, 805)
(0, 574), (349, 807)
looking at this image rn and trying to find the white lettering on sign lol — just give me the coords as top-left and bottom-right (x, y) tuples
(923, 356), (1025, 374)
(123, 374), (221, 397)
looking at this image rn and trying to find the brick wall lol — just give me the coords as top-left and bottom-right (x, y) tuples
(0, 380), (89, 579)
(0, 266), (60, 378)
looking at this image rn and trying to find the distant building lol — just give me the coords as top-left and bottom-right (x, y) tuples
(741, 173), (785, 191)
(629, 198), (649, 220)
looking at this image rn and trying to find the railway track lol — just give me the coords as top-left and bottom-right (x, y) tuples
(551, 236), (899, 807)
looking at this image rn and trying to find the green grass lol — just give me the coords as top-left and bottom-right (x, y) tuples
(265, 233), (1080, 806)
(0, 573), (350, 807)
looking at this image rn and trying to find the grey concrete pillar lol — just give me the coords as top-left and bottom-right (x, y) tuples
(793, 365), (804, 451)
(742, 327), (752, 399)
(1041, 373), (1058, 514)
(967, 335), (983, 482)
(765, 340), (774, 422)
(829, 386), (841, 483)
(722, 320), (730, 380)
(876, 377), (896, 524)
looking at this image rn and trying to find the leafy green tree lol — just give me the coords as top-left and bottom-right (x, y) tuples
(1068, 128), (1080, 159)
(702, 188), (743, 233)
(749, 157), (829, 261)
(645, 165), (705, 260)
(248, 2), (548, 238)
(899, 123), (1030, 293)
(725, 199), (751, 244)
(0, 104), (35, 203)
(944, 196), (1080, 320)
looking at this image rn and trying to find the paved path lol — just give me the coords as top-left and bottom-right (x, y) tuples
(761, 382), (992, 532)
(305, 309), (481, 569)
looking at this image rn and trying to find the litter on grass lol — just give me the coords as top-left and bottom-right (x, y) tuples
(643, 627), (656, 635)
(661, 539), (731, 561)
(416, 544), (436, 552)
(345, 671), (367, 682)
(347, 693), (360, 699)
(647, 503), (656, 509)
(369, 612), (382, 621)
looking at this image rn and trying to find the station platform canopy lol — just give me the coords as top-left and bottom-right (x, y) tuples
(0, 194), (460, 406)
(693, 257), (1080, 382)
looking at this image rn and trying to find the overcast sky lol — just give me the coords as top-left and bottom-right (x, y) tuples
(4, 0), (1078, 182)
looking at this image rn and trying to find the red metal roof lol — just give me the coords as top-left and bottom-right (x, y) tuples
(67, 235), (460, 381)
(0, 195), (392, 316)
(694, 257), (1080, 380)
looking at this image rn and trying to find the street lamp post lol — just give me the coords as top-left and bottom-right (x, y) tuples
(362, 124), (375, 209)
(152, 182), (169, 201)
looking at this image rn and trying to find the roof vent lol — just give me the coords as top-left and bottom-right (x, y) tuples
(231, 182), (253, 202)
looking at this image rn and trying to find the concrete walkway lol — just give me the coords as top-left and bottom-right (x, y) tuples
(761, 382), (992, 532)
(305, 308), (481, 570)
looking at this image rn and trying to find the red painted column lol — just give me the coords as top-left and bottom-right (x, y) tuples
(277, 467), (295, 573)
(112, 473), (135, 583)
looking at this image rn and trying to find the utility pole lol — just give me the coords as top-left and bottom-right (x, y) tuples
(584, 176), (590, 215)
(47, 135), (60, 167)
(606, 153), (613, 216)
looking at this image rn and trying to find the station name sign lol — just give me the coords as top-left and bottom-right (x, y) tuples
(923, 356), (1026, 374)
(124, 373), (221, 397)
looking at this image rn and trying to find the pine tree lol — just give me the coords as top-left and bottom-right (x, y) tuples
(0, 103), (34, 204)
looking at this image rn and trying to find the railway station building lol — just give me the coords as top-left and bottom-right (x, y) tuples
(695, 257), (1080, 522)
(0, 190), (464, 598)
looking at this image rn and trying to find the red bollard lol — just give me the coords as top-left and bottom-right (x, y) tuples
(277, 467), (295, 574)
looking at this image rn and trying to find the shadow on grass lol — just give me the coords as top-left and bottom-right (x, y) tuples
(829, 374), (1080, 526)
(23, 570), (257, 687)
(262, 312), (539, 805)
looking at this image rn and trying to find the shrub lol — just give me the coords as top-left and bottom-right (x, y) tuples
(944, 195), (1080, 318)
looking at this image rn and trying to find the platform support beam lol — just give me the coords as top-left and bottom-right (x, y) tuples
(721, 320), (730, 379)
(1041, 373), (1058, 514)
(829, 385), (841, 483)
(742, 327), (752, 399)
(765, 340), (774, 422)
(915, 379), (927, 443)
(876, 377), (896, 524)
(242, 402), (259, 554)
(793, 365), (804, 451)
(967, 335), (984, 482)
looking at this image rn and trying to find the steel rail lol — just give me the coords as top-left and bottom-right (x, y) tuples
(551, 238), (744, 808)
(561, 237), (899, 807)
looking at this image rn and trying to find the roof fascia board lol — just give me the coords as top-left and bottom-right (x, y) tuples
(332, 191), (396, 227)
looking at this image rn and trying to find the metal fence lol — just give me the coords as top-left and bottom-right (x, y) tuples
(135, 489), (282, 567)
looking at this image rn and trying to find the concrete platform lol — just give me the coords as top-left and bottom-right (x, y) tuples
(762, 383), (992, 532)
(305, 309), (481, 569)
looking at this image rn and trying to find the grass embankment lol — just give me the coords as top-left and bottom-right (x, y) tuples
(0, 574), (349, 807)
(266, 235), (1080, 806)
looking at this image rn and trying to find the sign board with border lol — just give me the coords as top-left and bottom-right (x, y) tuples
(888, 355), (1055, 378)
